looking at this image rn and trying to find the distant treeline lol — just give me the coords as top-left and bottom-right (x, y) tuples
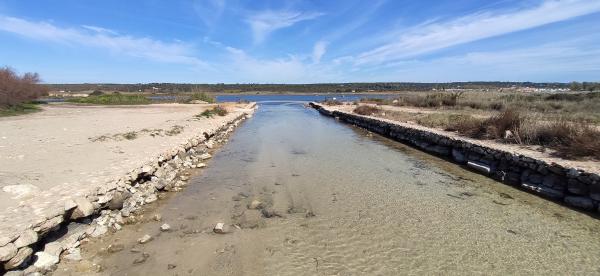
(569, 82), (600, 92)
(47, 82), (575, 94)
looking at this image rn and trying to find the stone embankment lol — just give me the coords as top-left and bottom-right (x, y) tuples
(310, 102), (600, 214)
(0, 104), (256, 275)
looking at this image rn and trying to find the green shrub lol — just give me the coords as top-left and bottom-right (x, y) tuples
(67, 94), (150, 105)
(196, 106), (228, 118)
(0, 102), (41, 117)
(188, 92), (215, 103)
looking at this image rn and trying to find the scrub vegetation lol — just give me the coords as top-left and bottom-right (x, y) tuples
(67, 94), (151, 105)
(354, 91), (600, 160)
(0, 67), (48, 116)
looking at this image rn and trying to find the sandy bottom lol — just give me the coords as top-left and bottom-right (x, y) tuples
(55, 103), (600, 275)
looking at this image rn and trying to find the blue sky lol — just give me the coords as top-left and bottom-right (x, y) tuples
(0, 0), (599, 83)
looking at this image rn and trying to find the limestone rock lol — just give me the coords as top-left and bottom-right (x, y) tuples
(63, 248), (82, 262)
(70, 197), (95, 220)
(137, 234), (153, 244)
(213, 223), (226, 234)
(160, 224), (171, 232)
(64, 199), (77, 211)
(43, 242), (63, 257)
(33, 251), (59, 270)
(90, 225), (108, 238)
(199, 153), (212, 160)
(14, 229), (38, 248)
(108, 191), (130, 210)
(0, 242), (17, 262)
(4, 247), (33, 270)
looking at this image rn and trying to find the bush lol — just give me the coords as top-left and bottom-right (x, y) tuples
(524, 120), (600, 159)
(197, 106), (228, 118)
(0, 67), (48, 108)
(353, 105), (380, 115)
(188, 92), (215, 103)
(67, 94), (151, 105)
(90, 90), (104, 96)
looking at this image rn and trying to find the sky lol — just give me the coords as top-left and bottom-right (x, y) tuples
(0, 0), (599, 83)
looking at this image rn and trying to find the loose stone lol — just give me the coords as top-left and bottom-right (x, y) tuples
(137, 234), (153, 244)
(213, 223), (226, 234)
(160, 223), (171, 232)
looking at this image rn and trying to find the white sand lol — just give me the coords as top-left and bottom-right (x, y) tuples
(0, 103), (254, 239)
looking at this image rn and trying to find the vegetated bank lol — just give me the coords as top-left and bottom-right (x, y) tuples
(354, 91), (600, 159)
(311, 102), (600, 216)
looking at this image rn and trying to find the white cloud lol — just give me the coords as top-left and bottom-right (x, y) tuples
(356, 0), (600, 65)
(358, 39), (600, 82)
(193, 0), (226, 27)
(0, 15), (205, 66)
(246, 10), (323, 44)
(312, 41), (327, 63)
(81, 25), (118, 35)
(220, 46), (340, 83)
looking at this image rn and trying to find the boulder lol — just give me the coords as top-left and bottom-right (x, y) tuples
(108, 191), (130, 210)
(90, 225), (108, 238)
(14, 230), (38, 248)
(43, 242), (63, 257)
(63, 248), (82, 262)
(0, 243), (17, 262)
(33, 251), (59, 270)
(451, 149), (466, 164)
(564, 196), (594, 210)
(4, 247), (33, 270)
(70, 197), (95, 220)
(567, 179), (589, 195)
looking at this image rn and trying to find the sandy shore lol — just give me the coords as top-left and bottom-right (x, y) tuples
(0, 103), (255, 271)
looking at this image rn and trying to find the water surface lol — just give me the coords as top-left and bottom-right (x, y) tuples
(57, 101), (600, 275)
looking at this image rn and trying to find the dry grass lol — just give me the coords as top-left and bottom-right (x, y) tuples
(353, 105), (380, 115)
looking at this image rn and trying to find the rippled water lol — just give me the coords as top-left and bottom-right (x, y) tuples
(57, 101), (600, 275)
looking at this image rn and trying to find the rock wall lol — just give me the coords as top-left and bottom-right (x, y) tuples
(310, 102), (600, 214)
(0, 108), (255, 274)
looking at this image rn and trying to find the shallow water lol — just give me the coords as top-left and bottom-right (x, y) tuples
(57, 101), (600, 275)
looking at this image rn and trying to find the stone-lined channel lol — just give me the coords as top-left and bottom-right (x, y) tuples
(55, 100), (600, 275)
